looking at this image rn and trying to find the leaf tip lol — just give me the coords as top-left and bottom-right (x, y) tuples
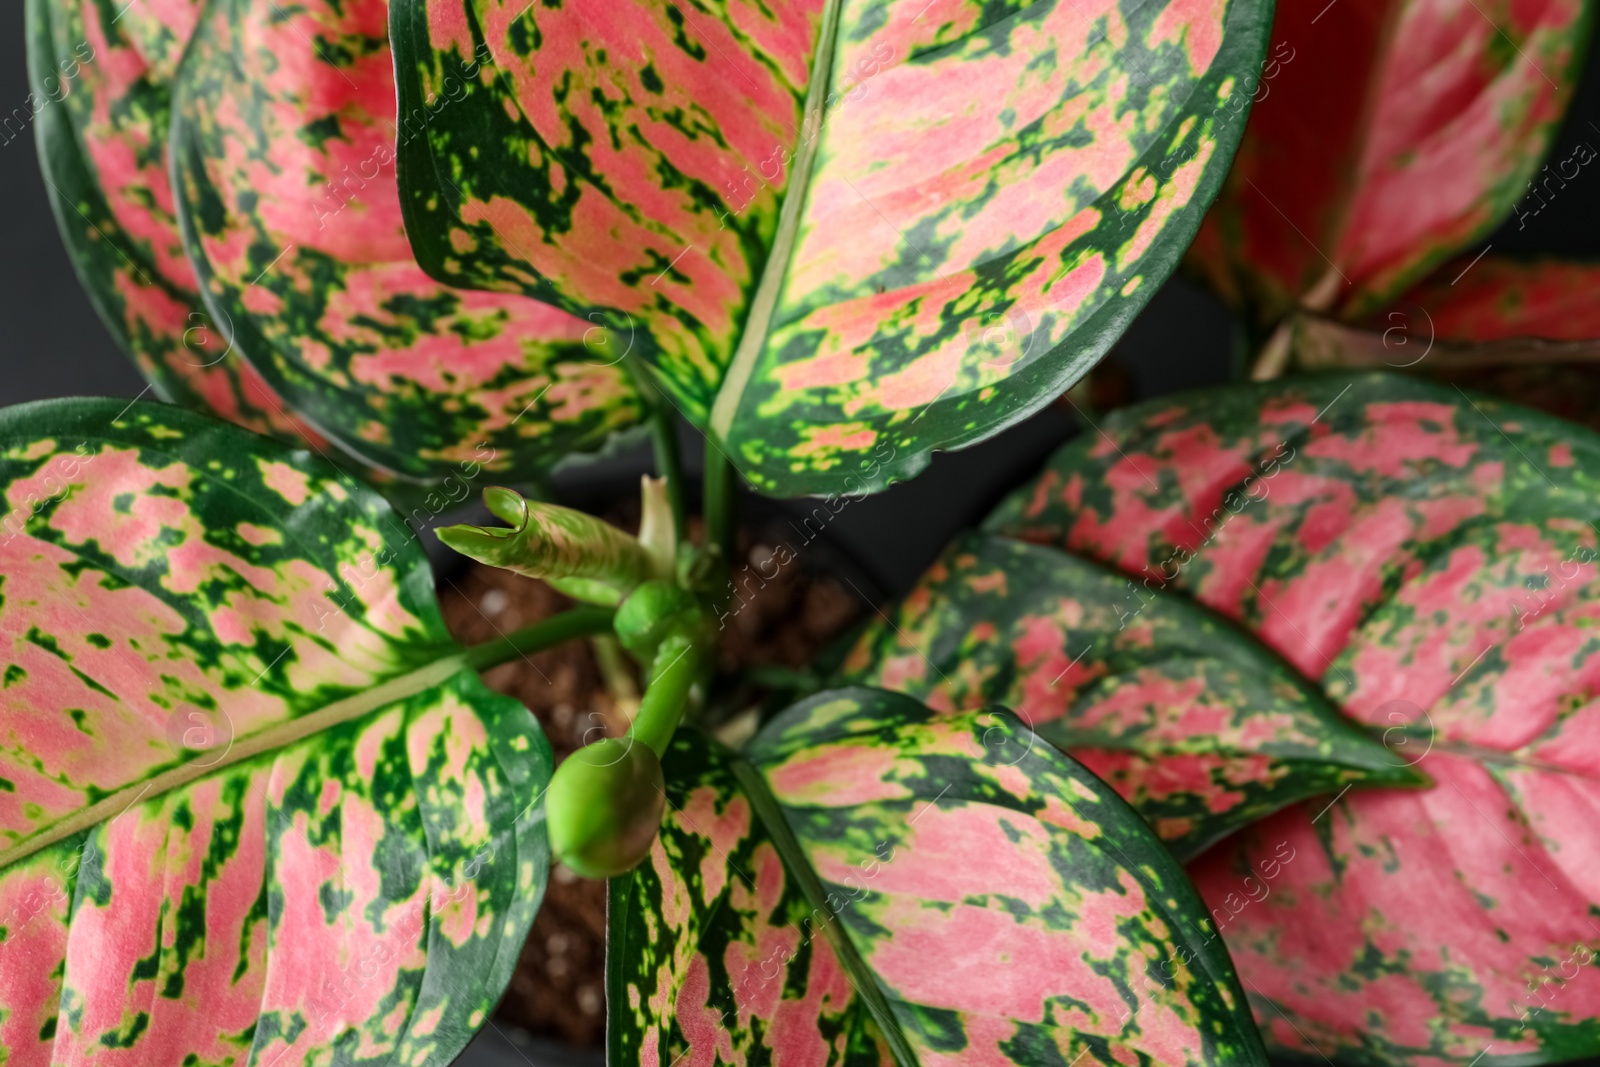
(435, 522), (512, 562)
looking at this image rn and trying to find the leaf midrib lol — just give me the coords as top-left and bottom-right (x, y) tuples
(0, 413), (451, 874)
(707, 0), (845, 441)
(1084, 391), (1600, 787)
(0, 652), (468, 873)
(1405, 738), (1598, 779)
(733, 722), (1271, 1067)
(726, 754), (924, 1067)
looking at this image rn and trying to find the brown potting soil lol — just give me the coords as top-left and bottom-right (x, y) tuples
(437, 534), (861, 1048)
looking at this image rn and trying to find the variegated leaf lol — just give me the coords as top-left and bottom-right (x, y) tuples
(1382, 256), (1600, 343)
(389, 0), (1274, 495)
(28, 0), (321, 447)
(611, 688), (1270, 1067)
(1187, 0), (1590, 323)
(166, 0), (643, 486)
(839, 531), (1421, 859)
(0, 398), (551, 1067)
(1287, 312), (1600, 436)
(1282, 258), (1600, 432)
(987, 371), (1600, 1065)
(607, 724), (892, 1067)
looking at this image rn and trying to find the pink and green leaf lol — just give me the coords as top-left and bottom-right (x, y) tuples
(839, 531), (1422, 860)
(607, 726), (895, 1067)
(987, 372), (1600, 1065)
(1381, 256), (1600, 343)
(1188, 0), (1592, 323)
(165, 0), (644, 486)
(27, 0), (321, 448)
(1283, 257), (1600, 432)
(0, 398), (551, 1066)
(611, 688), (1270, 1067)
(390, 0), (1275, 495)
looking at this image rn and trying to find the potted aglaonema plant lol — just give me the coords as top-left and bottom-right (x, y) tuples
(24, 0), (1600, 1059)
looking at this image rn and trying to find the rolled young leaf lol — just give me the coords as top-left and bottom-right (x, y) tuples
(436, 486), (661, 605)
(987, 371), (1600, 1065)
(610, 688), (1270, 1067)
(0, 398), (551, 1065)
(27, 0), (320, 447)
(1187, 0), (1592, 324)
(840, 531), (1422, 860)
(159, 0), (643, 484)
(390, 0), (1275, 495)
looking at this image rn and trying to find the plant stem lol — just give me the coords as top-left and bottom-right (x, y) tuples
(630, 642), (704, 757)
(590, 634), (641, 724)
(702, 440), (737, 568)
(464, 606), (615, 672)
(1250, 318), (1294, 381)
(696, 443), (738, 715)
(623, 355), (688, 539)
(649, 405), (689, 537)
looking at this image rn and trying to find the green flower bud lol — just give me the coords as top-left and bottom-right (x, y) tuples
(546, 737), (666, 879)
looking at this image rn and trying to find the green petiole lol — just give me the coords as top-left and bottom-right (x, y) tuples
(648, 404), (689, 538)
(449, 483), (717, 879)
(463, 605), (616, 672)
(702, 442), (736, 572)
(624, 354), (688, 539)
(542, 637), (707, 879)
(629, 639), (704, 758)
